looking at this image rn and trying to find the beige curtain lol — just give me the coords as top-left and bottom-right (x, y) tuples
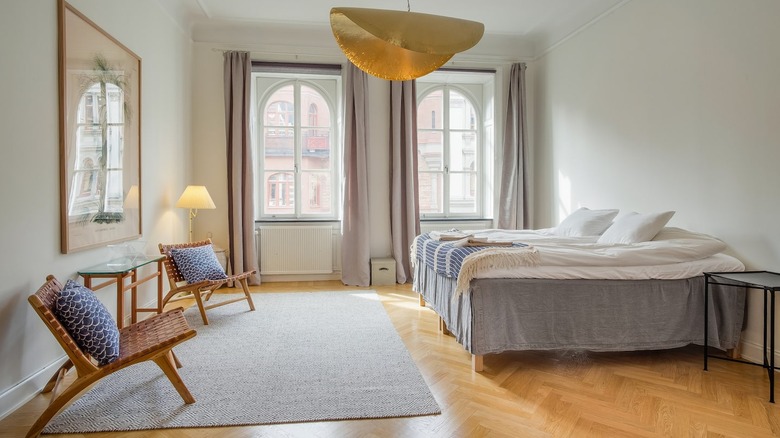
(498, 63), (530, 229)
(390, 80), (420, 283)
(223, 51), (260, 284)
(341, 63), (371, 286)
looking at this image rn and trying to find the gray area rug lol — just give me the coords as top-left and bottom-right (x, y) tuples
(44, 291), (440, 433)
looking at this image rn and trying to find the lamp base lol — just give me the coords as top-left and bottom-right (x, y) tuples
(188, 208), (198, 243)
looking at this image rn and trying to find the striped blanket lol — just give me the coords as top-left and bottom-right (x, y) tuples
(411, 233), (540, 296)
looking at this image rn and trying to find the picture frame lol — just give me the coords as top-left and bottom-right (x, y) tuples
(59, 0), (142, 253)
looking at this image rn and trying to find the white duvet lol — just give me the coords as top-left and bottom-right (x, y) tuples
(453, 227), (744, 280)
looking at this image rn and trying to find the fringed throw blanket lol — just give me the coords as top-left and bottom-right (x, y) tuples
(411, 233), (540, 296)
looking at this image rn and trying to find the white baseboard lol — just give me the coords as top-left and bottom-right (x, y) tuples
(737, 339), (779, 366)
(260, 272), (342, 283)
(0, 356), (67, 421)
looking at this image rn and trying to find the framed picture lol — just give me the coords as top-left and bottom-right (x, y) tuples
(59, 0), (142, 253)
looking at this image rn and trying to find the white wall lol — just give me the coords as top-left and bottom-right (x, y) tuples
(531, 0), (780, 362)
(0, 0), (192, 418)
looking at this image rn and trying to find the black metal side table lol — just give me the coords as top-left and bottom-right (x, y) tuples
(704, 271), (780, 403)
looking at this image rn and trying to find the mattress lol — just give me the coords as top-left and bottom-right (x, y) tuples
(415, 227), (745, 284)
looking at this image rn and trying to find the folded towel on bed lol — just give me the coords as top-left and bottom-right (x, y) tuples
(429, 230), (473, 241)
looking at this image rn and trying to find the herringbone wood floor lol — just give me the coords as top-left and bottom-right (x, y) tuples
(4, 281), (780, 437)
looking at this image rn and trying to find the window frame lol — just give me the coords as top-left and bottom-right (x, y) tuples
(251, 66), (342, 221)
(416, 83), (484, 219)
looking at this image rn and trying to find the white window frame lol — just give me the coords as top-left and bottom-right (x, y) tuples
(417, 71), (494, 220)
(251, 66), (342, 221)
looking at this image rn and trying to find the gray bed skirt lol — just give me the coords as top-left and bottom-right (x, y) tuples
(413, 261), (746, 356)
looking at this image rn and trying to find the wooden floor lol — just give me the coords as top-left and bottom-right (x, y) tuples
(4, 281), (780, 437)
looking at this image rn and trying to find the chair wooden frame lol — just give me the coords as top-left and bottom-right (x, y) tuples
(26, 275), (197, 438)
(159, 238), (256, 325)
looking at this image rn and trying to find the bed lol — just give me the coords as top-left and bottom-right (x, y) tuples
(411, 213), (747, 372)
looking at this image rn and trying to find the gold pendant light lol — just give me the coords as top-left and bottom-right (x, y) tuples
(330, 6), (484, 81)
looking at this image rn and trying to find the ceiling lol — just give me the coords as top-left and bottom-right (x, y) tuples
(157, 0), (628, 58)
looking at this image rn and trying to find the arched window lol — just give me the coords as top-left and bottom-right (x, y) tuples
(416, 86), (481, 217)
(256, 74), (340, 219)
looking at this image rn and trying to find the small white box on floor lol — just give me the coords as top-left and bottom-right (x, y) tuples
(371, 257), (396, 286)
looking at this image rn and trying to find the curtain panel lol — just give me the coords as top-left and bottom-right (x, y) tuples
(223, 51), (260, 284)
(497, 63), (530, 230)
(390, 80), (420, 283)
(341, 63), (371, 286)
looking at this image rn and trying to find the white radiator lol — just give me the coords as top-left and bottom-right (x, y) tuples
(257, 226), (335, 275)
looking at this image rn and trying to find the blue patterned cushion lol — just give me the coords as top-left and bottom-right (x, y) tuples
(170, 244), (227, 284)
(55, 280), (120, 366)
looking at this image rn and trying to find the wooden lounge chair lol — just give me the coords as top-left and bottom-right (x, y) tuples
(159, 239), (255, 325)
(26, 275), (197, 438)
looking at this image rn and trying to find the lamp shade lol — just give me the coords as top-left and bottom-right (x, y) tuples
(330, 7), (484, 81)
(176, 185), (216, 210)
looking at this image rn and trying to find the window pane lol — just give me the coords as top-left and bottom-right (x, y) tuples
(418, 172), (443, 214)
(301, 128), (330, 170)
(417, 90), (443, 129)
(264, 171), (295, 215)
(69, 169), (99, 215)
(264, 86), (294, 126)
(78, 93), (96, 124)
(105, 170), (123, 212)
(417, 131), (443, 171)
(449, 90), (476, 130)
(76, 126), (101, 149)
(301, 171), (331, 215)
(263, 129), (294, 170)
(105, 84), (124, 123)
(301, 85), (330, 128)
(448, 172), (477, 214)
(449, 131), (477, 172)
(106, 125), (124, 168)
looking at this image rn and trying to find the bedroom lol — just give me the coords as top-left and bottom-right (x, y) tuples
(1, 0), (779, 436)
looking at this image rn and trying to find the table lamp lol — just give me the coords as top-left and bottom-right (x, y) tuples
(176, 185), (216, 242)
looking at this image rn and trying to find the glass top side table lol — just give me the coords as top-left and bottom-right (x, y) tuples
(78, 255), (166, 329)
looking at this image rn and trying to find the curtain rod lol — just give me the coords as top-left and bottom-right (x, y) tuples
(210, 47), (341, 60)
(208, 47), (528, 65)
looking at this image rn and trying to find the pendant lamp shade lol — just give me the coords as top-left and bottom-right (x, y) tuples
(330, 7), (484, 81)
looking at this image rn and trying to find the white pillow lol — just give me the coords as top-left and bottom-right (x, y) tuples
(597, 211), (676, 244)
(553, 207), (619, 237)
